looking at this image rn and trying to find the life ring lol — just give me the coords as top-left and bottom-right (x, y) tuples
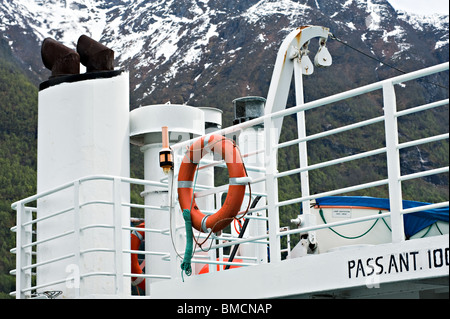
(178, 134), (247, 233)
(130, 222), (145, 290)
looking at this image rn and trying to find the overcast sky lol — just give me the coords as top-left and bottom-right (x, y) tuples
(388, 0), (449, 15)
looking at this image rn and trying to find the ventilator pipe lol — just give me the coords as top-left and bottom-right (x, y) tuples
(41, 38), (80, 77)
(77, 35), (114, 72)
(233, 96), (265, 126)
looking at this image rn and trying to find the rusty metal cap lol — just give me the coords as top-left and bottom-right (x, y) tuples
(41, 38), (80, 78)
(76, 35), (114, 72)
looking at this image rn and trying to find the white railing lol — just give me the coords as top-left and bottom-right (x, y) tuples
(169, 62), (449, 264)
(10, 62), (449, 298)
(10, 176), (168, 298)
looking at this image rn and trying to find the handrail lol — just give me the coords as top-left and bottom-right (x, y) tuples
(10, 61), (448, 298)
(11, 174), (168, 209)
(169, 62), (449, 153)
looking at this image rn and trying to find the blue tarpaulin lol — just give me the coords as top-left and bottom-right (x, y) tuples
(314, 196), (449, 238)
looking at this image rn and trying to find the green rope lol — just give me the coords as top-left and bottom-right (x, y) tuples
(418, 222), (443, 238)
(435, 222), (444, 235)
(180, 209), (193, 281)
(319, 208), (387, 239)
(180, 162), (200, 281)
(320, 208), (443, 240)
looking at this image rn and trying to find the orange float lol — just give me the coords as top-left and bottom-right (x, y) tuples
(130, 222), (145, 290)
(199, 258), (243, 274)
(178, 134), (248, 233)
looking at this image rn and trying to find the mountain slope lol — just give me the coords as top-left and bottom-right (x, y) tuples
(1, 0), (448, 211)
(1, 0), (448, 111)
(0, 36), (38, 298)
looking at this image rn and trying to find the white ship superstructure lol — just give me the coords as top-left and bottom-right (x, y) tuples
(10, 26), (449, 299)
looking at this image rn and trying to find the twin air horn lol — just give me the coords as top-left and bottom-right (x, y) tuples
(41, 35), (114, 78)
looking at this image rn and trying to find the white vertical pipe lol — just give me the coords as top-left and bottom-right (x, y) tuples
(293, 58), (311, 217)
(142, 143), (170, 292)
(167, 170), (181, 279)
(383, 81), (405, 243)
(15, 203), (32, 299)
(238, 126), (267, 263)
(72, 180), (81, 298)
(194, 107), (221, 274)
(15, 203), (23, 299)
(113, 177), (125, 295)
(129, 104), (204, 291)
(264, 116), (281, 263)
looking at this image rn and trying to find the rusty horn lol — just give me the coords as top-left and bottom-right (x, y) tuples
(76, 35), (114, 72)
(41, 38), (80, 78)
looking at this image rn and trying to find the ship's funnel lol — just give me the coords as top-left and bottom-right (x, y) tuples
(37, 36), (130, 297)
(41, 38), (80, 77)
(77, 35), (114, 72)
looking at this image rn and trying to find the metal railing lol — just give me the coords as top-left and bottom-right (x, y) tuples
(10, 176), (170, 298)
(10, 62), (449, 298)
(169, 62), (449, 264)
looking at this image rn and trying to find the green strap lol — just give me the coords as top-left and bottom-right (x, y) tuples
(180, 209), (193, 281)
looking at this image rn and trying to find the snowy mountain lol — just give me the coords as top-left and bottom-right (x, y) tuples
(1, 0), (448, 116)
(0, 1), (448, 298)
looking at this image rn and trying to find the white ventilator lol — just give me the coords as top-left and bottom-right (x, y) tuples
(129, 104), (204, 292)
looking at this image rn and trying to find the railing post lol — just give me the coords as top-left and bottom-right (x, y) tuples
(15, 203), (22, 299)
(72, 180), (81, 298)
(113, 177), (124, 295)
(166, 169), (179, 279)
(264, 116), (281, 263)
(293, 58), (311, 217)
(383, 81), (405, 243)
(16, 203), (32, 299)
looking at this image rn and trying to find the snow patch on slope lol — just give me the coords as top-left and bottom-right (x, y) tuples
(243, 0), (310, 24)
(1, 0), (108, 46)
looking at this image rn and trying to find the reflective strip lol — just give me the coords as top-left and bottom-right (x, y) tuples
(132, 276), (144, 286)
(201, 215), (209, 233)
(203, 135), (212, 154)
(132, 230), (143, 241)
(178, 181), (193, 189)
(184, 154), (197, 165)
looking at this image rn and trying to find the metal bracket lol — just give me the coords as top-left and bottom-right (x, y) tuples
(291, 214), (318, 253)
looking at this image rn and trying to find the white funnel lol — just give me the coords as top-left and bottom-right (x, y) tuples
(36, 71), (131, 298)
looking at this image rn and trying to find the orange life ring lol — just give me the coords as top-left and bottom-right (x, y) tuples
(178, 134), (247, 233)
(131, 222), (145, 290)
